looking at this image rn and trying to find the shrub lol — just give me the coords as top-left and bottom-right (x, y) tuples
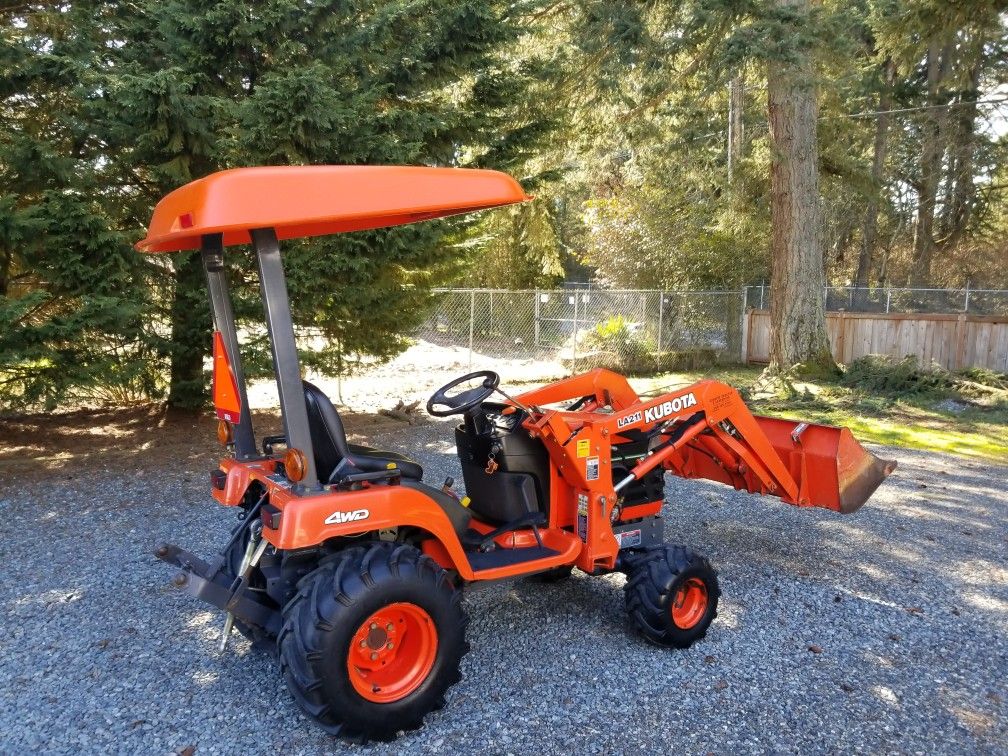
(841, 355), (955, 397)
(575, 315), (654, 372)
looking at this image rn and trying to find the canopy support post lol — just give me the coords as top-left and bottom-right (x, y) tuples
(251, 228), (319, 490)
(201, 234), (256, 460)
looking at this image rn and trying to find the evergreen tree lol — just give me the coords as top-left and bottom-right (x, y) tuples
(0, 3), (158, 408)
(1, 1), (557, 409)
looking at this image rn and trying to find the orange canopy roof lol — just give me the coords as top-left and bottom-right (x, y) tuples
(136, 165), (531, 253)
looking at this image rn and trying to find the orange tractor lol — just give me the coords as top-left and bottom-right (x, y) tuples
(143, 166), (896, 741)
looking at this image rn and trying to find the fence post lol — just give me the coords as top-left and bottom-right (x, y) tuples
(760, 283), (765, 310)
(657, 291), (665, 356)
(885, 288), (891, 314)
(468, 289), (475, 371)
(534, 290), (540, 348)
(964, 283), (970, 313)
(571, 291), (579, 364)
(739, 287), (749, 364)
(488, 290), (494, 334)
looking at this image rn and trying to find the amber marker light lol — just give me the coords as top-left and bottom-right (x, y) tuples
(285, 448), (308, 482)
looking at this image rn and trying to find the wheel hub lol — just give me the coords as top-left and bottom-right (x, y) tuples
(347, 602), (438, 703)
(670, 577), (708, 630)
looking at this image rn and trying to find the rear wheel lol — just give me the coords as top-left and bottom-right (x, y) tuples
(623, 545), (719, 648)
(279, 542), (467, 741)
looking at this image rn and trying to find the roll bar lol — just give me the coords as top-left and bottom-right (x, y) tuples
(200, 229), (320, 490)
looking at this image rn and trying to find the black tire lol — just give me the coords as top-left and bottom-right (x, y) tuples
(279, 542), (467, 741)
(221, 528), (277, 651)
(623, 545), (719, 648)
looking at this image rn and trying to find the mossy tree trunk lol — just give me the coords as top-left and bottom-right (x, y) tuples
(765, 0), (834, 374)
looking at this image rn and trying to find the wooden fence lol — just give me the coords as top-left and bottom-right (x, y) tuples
(744, 310), (1008, 372)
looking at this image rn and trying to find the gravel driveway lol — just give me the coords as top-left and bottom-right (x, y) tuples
(1, 411), (1006, 754)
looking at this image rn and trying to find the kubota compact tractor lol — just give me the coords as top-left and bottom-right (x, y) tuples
(142, 166), (896, 741)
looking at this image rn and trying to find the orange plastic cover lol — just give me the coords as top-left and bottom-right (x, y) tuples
(212, 331), (241, 423)
(135, 165), (531, 253)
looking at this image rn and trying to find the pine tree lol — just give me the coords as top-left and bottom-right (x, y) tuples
(0, 3), (158, 408)
(1, 0), (556, 410)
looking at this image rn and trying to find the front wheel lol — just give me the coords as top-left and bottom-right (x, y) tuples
(278, 542), (467, 741)
(623, 545), (719, 648)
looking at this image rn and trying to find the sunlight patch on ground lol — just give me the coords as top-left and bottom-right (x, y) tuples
(714, 602), (743, 631)
(191, 669), (220, 686)
(872, 684), (901, 707)
(836, 586), (905, 611)
(962, 592), (1008, 615)
(958, 560), (1008, 587)
(948, 703), (999, 738)
(186, 610), (217, 629)
(14, 588), (85, 607)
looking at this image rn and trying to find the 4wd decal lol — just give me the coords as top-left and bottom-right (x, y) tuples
(643, 393), (697, 424)
(324, 508), (370, 525)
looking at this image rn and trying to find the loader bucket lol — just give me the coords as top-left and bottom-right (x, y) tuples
(754, 416), (897, 514)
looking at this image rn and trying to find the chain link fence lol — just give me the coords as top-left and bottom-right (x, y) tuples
(745, 285), (1008, 316)
(418, 289), (746, 374)
(417, 286), (1008, 378)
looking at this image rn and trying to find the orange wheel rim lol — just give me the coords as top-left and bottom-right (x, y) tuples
(347, 602), (438, 703)
(671, 577), (708, 630)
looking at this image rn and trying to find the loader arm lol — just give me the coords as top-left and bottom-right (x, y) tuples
(518, 370), (895, 517)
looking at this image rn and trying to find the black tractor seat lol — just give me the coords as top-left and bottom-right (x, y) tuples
(303, 381), (424, 483)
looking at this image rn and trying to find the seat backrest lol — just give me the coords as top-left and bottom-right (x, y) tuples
(302, 381), (350, 483)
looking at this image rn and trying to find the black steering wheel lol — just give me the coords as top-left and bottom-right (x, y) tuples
(427, 370), (500, 417)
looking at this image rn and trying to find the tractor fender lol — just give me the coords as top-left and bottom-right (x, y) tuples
(212, 457), (279, 506)
(261, 483), (477, 580)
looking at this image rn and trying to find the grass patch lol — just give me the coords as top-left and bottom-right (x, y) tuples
(639, 358), (1008, 463)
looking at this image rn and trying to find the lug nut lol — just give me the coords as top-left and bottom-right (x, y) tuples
(386, 642), (394, 650)
(386, 623), (394, 632)
(370, 652), (378, 660)
(171, 572), (188, 588)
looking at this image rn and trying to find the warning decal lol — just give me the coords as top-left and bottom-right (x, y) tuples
(615, 529), (642, 549)
(586, 456), (599, 481)
(576, 438), (591, 458)
(576, 493), (589, 541)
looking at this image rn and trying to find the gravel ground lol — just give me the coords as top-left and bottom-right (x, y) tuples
(1, 409), (1007, 755)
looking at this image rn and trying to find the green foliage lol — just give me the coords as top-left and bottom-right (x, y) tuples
(457, 201), (565, 289)
(958, 367), (1008, 392)
(841, 355), (956, 397)
(1, 0), (558, 410)
(576, 314), (654, 372)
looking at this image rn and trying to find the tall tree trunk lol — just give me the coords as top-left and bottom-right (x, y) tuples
(765, 0), (832, 373)
(910, 39), (953, 286)
(0, 249), (10, 297)
(728, 72), (744, 182)
(166, 250), (210, 409)
(854, 59), (895, 297)
(938, 37), (984, 254)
